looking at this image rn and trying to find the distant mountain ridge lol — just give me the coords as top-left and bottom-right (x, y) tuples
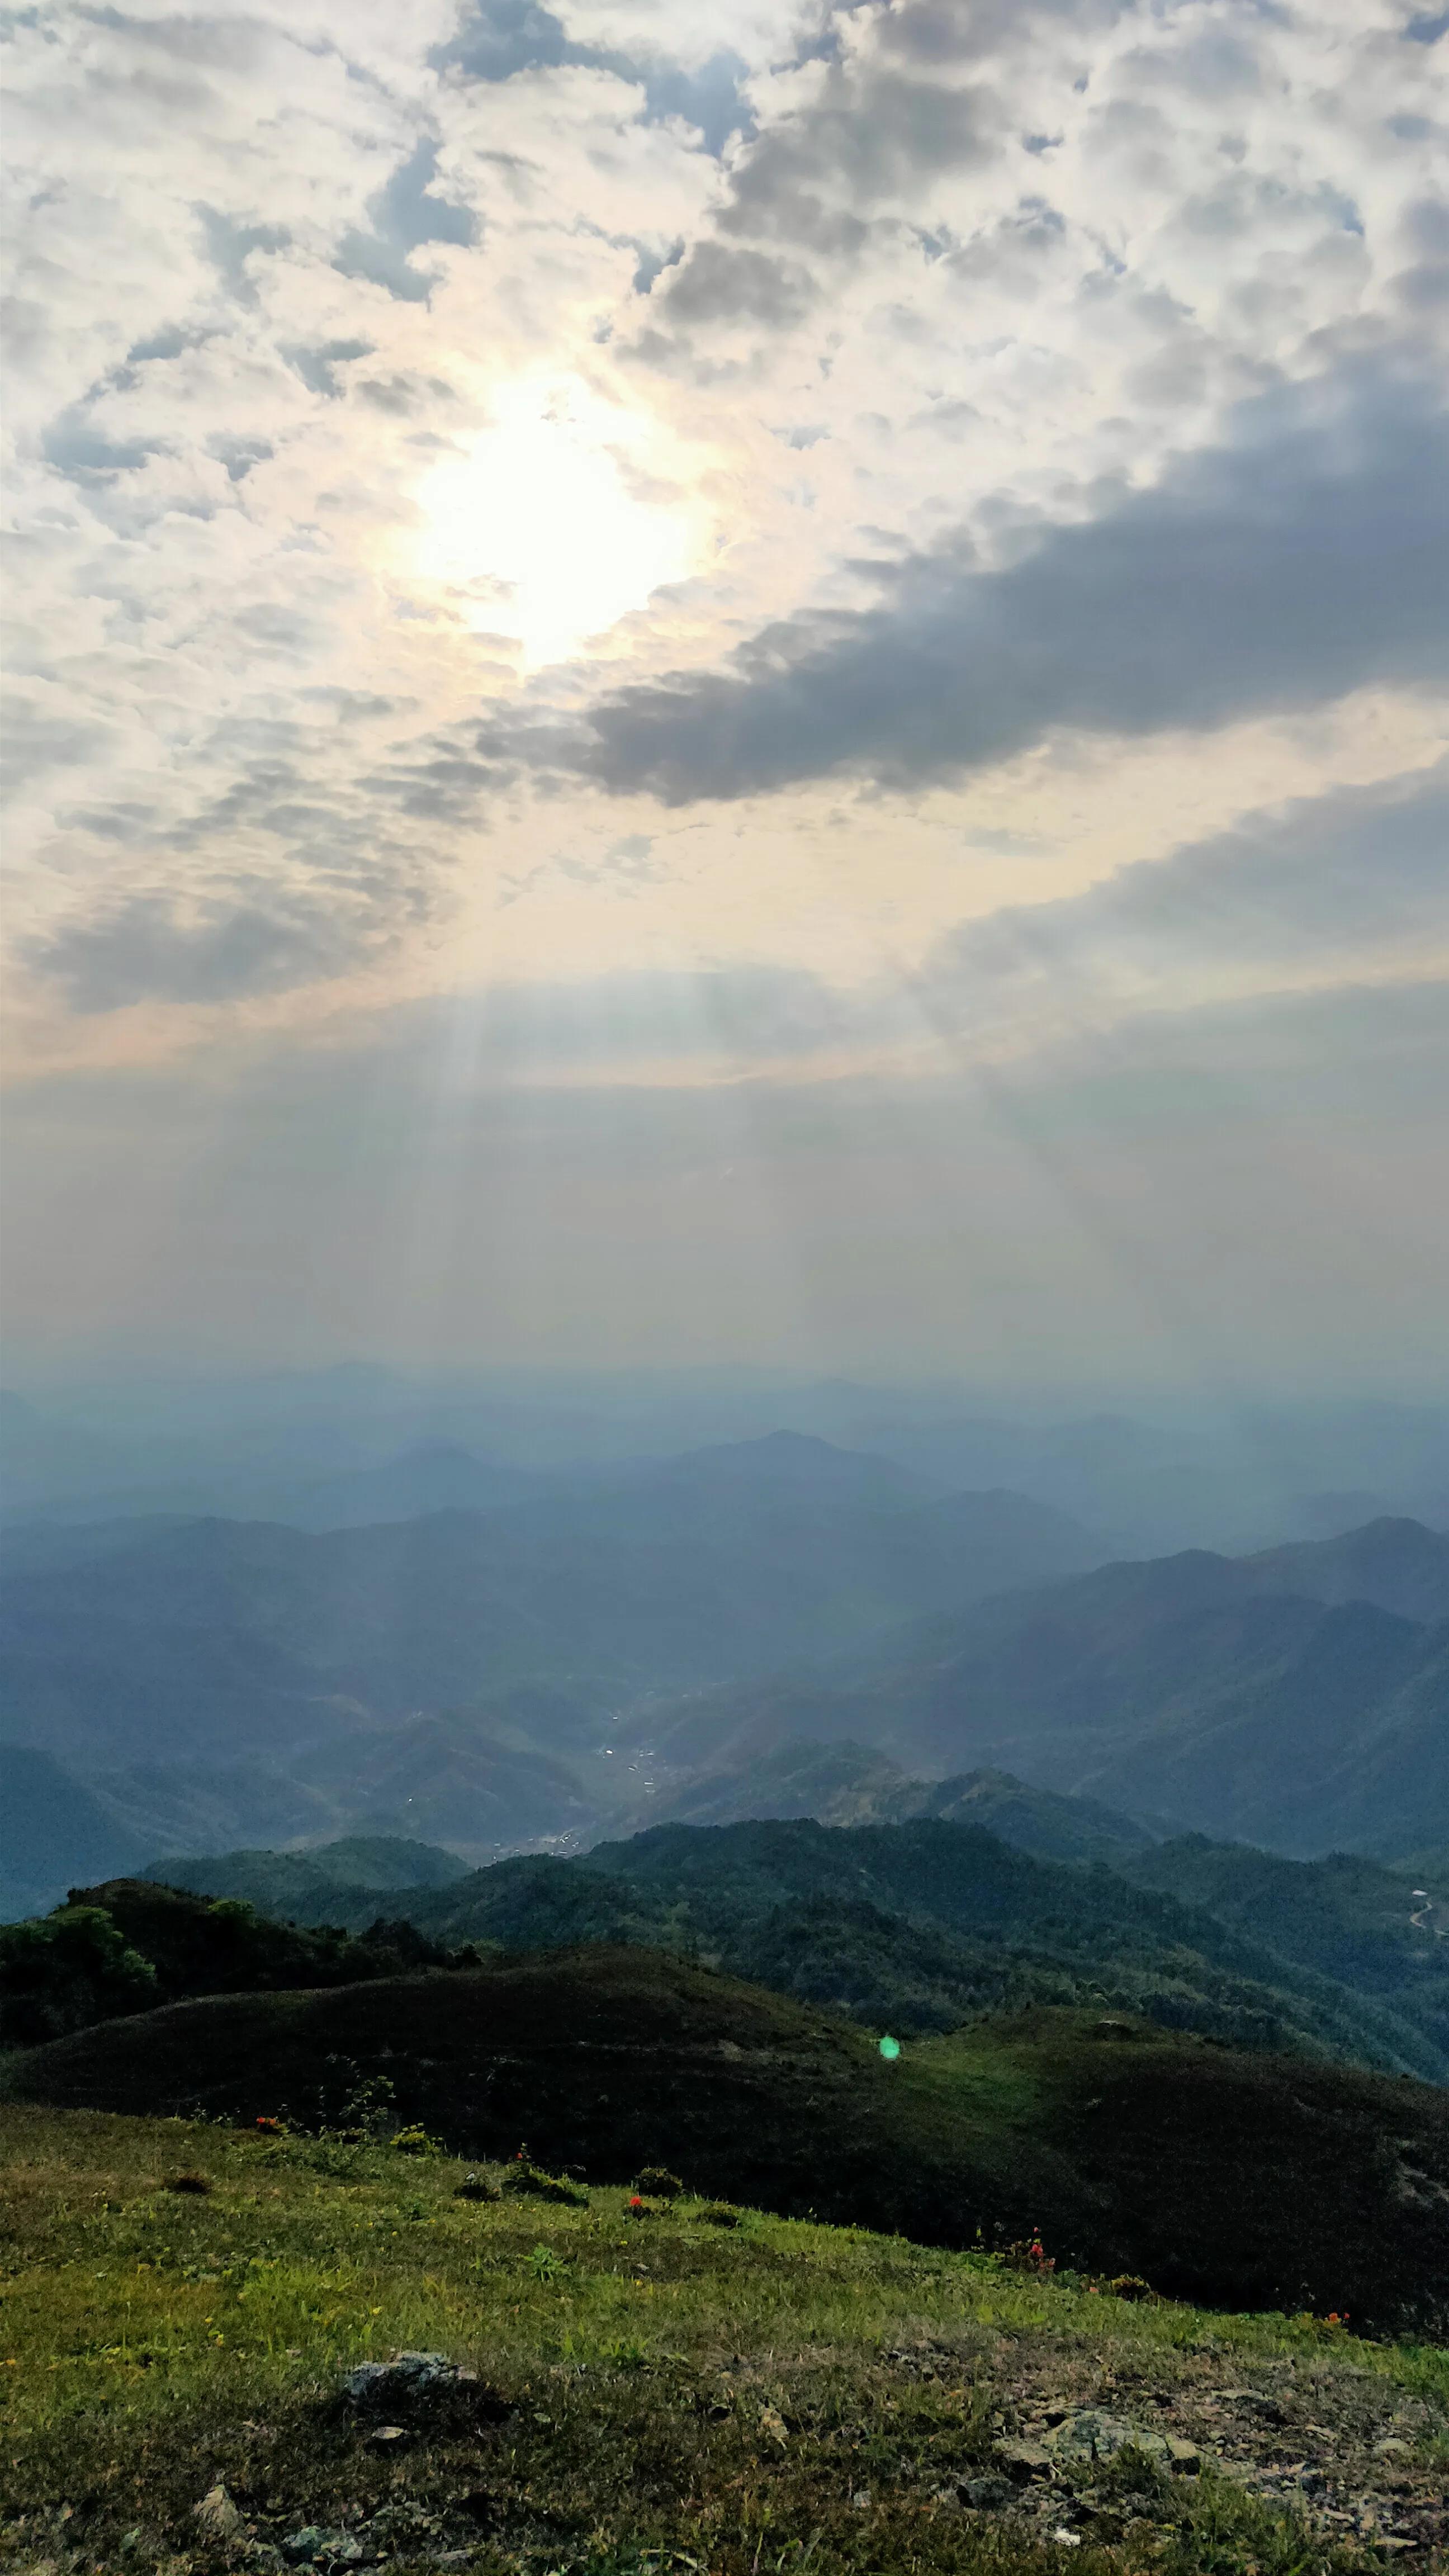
(621, 1519), (1449, 1857)
(3, 1479), (1445, 1910)
(0, 1436), (1106, 1765)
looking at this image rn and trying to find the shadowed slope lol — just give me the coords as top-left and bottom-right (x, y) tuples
(8, 1945), (1447, 2332)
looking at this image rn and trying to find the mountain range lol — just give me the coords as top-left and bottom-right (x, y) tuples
(618, 1518), (1449, 1857)
(1, 1420), (1446, 1912)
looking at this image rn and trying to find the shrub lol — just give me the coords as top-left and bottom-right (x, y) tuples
(698, 2203), (741, 2228)
(501, 2161), (588, 2206)
(456, 2173), (500, 2203)
(391, 2124), (443, 2158)
(164, 2172), (212, 2195)
(0, 1907), (158, 2048)
(634, 2166), (684, 2200)
(1001, 2233), (1055, 2279)
(1104, 2273), (1158, 2302)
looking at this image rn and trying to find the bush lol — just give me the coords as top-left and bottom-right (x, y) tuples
(456, 2172), (501, 2202)
(634, 2165), (684, 2200)
(1104, 2272), (1158, 2302)
(0, 1907), (158, 2048)
(501, 2160), (589, 2206)
(698, 2203), (741, 2227)
(391, 2124), (443, 2158)
(1000, 2233), (1055, 2279)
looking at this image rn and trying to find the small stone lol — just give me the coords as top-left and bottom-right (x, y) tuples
(194, 2483), (245, 2542)
(342, 2351), (457, 2409)
(1046, 2412), (1168, 2468)
(1052, 2531), (1083, 2549)
(368, 2425), (408, 2449)
(963, 2475), (1016, 2509)
(996, 2438), (1054, 2478)
(1230, 2392), (1286, 2424)
(850, 2488), (872, 2509)
(1164, 2437), (1201, 2473)
(1376, 2438), (1414, 2458)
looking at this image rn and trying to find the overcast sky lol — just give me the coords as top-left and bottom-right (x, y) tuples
(3, 0), (1447, 1387)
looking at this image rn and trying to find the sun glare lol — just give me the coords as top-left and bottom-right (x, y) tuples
(412, 377), (698, 666)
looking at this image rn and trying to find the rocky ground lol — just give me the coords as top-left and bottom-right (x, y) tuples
(6, 2333), (1445, 2574)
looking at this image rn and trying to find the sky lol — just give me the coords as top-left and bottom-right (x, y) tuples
(3, 0), (1447, 1389)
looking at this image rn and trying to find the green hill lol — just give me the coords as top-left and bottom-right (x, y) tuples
(389, 1815), (1449, 2080)
(142, 1833), (470, 1918)
(6, 2092), (1445, 2576)
(1116, 1834), (1449, 2069)
(0, 1878), (457, 2048)
(138, 1814), (1449, 2082)
(7, 1944), (1448, 2337)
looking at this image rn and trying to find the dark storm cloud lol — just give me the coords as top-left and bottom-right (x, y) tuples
(575, 362), (1449, 802)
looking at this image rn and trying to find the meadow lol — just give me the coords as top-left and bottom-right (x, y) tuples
(2, 2103), (1444, 2576)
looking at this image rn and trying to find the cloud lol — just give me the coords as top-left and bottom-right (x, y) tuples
(280, 338), (376, 398)
(576, 361), (1449, 801)
(333, 137), (477, 304)
(40, 404), (165, 479)
(919, 763), (1449, 1041)
(196, 206), (292, 306)
(656, 240), (817, 329)
(20, 886), (400, 1012)
(437, 2), (753, 157)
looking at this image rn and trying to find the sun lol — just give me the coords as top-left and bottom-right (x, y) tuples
(411, 377), (699, 666)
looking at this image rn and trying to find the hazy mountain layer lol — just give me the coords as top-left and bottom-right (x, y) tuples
(0, 1437), (1105, 1768)
(624, 1522), (1449, 1855)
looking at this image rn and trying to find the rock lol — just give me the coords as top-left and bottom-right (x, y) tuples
(281, 2534), (369, 2568)
(962, 2475), (1016, 2509)
(1045, 2412), (1168, 2469)
(1376, 2438), (1414, 2459)
(341, 2351), (469, 2412)
(1223, 2390), (1286, 2424)
(338, 2350), (500, 2434)
(194, 2485), (245, 2543)
(1164, 2437), (1201, 2473)
(995, 2438), (1054, 2479)
(367, 2425), (408, 2450)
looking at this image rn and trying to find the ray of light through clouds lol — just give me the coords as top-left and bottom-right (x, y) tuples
(1, 0), (1447, 1383)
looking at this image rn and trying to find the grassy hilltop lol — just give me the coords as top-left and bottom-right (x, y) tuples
(1, 2095), (1445, 2576)
(8, 1946), (1449, 2334)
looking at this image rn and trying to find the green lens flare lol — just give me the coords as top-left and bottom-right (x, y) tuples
(878, 2035), (901, 2061)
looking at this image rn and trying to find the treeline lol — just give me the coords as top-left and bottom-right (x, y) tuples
(0, 1878), (480, 2048)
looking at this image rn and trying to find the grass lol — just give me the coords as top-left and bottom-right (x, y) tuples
(11, 1948), (1448, 2332)
(1, 2103), (1445, 2576)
